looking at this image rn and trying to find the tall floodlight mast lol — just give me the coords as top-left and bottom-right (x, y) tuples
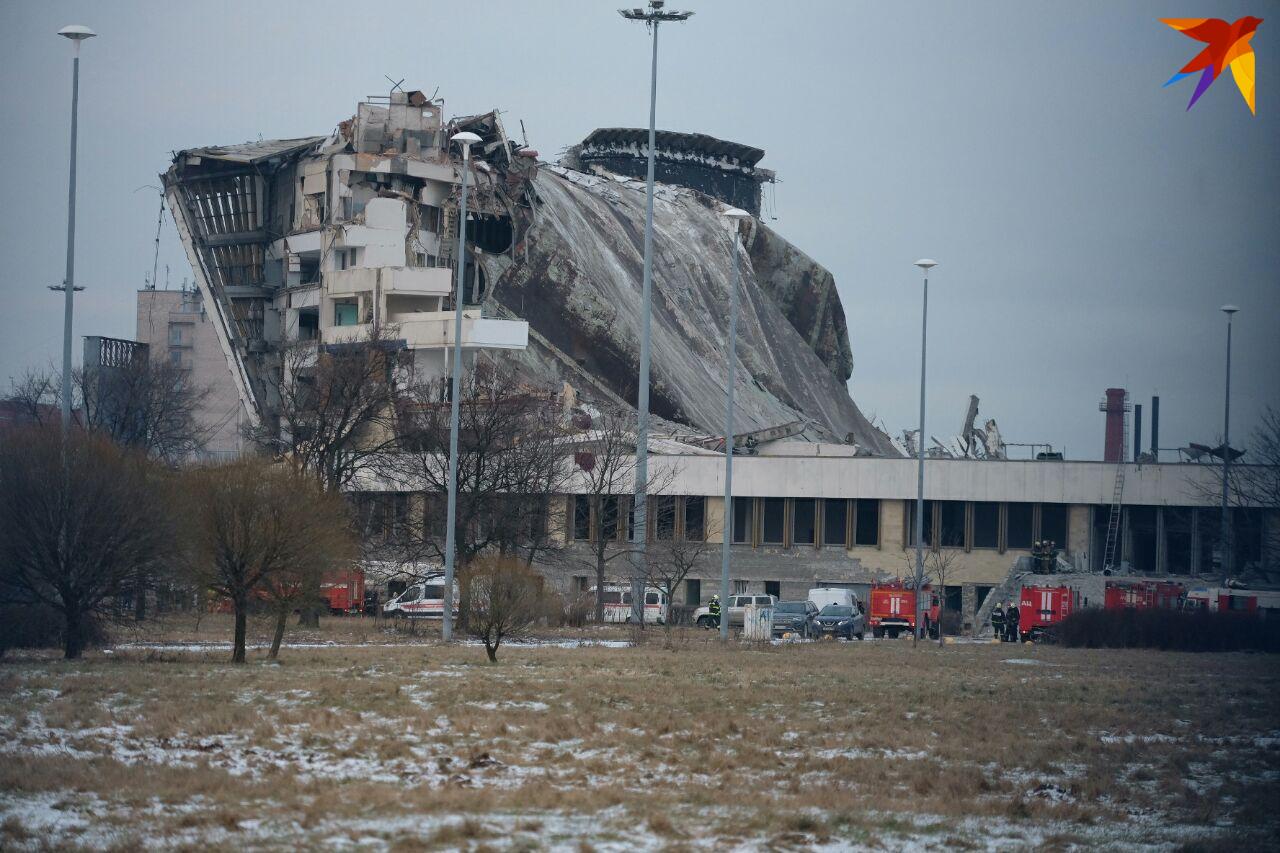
(618, 1), (693, 622)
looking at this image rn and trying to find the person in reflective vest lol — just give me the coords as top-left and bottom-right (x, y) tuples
(708, 595), (722, 628)
(991, 602), (1005, 641)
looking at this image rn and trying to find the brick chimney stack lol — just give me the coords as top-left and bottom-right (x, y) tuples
(1100, 388), (1129, 463)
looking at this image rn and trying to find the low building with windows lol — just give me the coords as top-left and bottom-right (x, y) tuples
(353, 438), (1275, 631)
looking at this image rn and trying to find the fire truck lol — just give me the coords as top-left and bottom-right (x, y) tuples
(1103, 580), (1185, 611)
(320, 570), (365, 615)
(1183, 586), (1280, 616)
(869, 581), (939, 639)
(1017, 585), (1077, 643)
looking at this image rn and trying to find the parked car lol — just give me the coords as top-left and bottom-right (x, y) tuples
(815, 603), (865, 640)
(772, 600), (820, 638)
(808, 587), (857, 611)
(694, 594), (777, 629)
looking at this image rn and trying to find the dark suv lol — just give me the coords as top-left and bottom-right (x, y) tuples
(772, 600), (820, 638)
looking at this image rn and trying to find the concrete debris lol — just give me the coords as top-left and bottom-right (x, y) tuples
(161, 86), (895, 454)
(890, 395), (1006, 460)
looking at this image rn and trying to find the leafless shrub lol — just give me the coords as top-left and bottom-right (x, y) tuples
(465, 556), (550, 662)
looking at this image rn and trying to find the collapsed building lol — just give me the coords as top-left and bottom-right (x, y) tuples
(162, 88), (892, 452)
(160, 88), (1275, 626)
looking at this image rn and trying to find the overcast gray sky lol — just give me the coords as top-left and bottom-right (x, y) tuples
(1, 0), (1276, 460)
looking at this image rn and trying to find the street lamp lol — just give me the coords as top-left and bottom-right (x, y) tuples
(912, 259), (937, 643)
(619, 1), (693, 622)
(441, 130), (481, 643)
(720, 206), (750, 641)
(1219, 303), (1238, 583)
(52, 25), (95, 433)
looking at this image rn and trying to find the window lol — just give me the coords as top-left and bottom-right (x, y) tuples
(685, 579), (701, 605)
(334, 301), (358, 326)
(168, 349), (184, 368)
(168, 325), (185, 345)
(683, 496), (705, 541)
(573, 576), (589, 593)
(973, 502), (999, 548)
(823, 499), (848, 547)
(1039, 504), (1068, 548)
(764, 581), (781, 599)
(854, 499), (880, 546)
(732, 497), (753, 544)
(907, 501), (934, 547)
(572, 495), (591, 541)
(761, 498), (786, 545)
(653, 495), (676, 541)
(420, 204), (442, 233)
(792, 499), (816, 546)
(732, 580), (748, 595)
(337, 248), (357, 270)
(939, 501), (966, 548)
(599, 496), (620, 541)
(645, 592), (660, 605)
(1007, 503), (1034, 550)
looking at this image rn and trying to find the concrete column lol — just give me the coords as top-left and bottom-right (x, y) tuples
(1155, 507), (1168, 574)
(706, 496), (727, 545)
(1189, 508), (1202, 575)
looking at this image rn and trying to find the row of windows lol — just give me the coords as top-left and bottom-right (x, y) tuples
(571, 495), (705, 543)
(732, 498), (880, 549)
(907, 501), (1068, 552)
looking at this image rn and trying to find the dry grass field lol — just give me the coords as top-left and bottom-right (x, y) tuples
(1, 614), (1278, 851)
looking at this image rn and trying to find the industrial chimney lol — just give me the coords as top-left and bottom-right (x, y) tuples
(1099, 388), (1130, 463)
(1150, 396), (1160, 462)
(1134, 403), (1143, 462)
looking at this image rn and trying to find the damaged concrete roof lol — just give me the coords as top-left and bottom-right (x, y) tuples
(181, 136), (327, 164)
(582, 128), (766, 166)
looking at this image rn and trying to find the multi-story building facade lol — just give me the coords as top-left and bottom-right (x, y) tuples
(136, 287), (246, 458)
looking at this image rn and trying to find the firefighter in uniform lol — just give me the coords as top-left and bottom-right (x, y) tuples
(991, 602), (1005, 641)
(708, 595), (722, 629)
(1006, 601), (1020, 642)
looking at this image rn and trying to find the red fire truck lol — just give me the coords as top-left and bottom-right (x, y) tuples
(1103, 580), (1185, 611)
(1017, 585), (1077, 643)
(320, 570), (365, 615)
(869, 581), (940, 639)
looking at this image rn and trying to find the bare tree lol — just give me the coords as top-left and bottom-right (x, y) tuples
(382, 362), (572, 625)
(0, 426), (174, 658)
(1188, 406), (1280, 581)
(645, 499), (718, 630)
(8, 361), (210, 621)
(253, 329), (403, 626)
(563, 405), (676, 623)
(180, 458), (358, 663)
(465, 556), (551, 662)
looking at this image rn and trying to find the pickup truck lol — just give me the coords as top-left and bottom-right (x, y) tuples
(694, 594), (776, 629)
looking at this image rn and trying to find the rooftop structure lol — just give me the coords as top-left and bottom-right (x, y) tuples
(576, 127), (775, 216)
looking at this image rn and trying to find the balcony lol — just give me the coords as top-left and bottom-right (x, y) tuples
(325, 266), (452, 298)
(321, 310), (528, 351)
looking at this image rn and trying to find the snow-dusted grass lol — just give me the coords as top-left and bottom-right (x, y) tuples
(1, 623), (1277, 850)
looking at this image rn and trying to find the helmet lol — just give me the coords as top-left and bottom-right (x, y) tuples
(711, 595), (719, 600)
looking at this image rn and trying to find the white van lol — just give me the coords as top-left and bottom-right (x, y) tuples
(590, 584), (669, 624)
(382, 575), (458, 619)
(809, 587), (857, 611)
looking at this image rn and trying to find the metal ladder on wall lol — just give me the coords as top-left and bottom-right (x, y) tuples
(1101, 397), (1129, 571)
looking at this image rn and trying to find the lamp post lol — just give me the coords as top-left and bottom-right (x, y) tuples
(720, 207), (749, 640)
(912, 259), (937, 644)
(1219, 304), (1238, 584)
(52, 25), (95, 433)
(441, 130), (481, 643)
(619, 0), (693, 623)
